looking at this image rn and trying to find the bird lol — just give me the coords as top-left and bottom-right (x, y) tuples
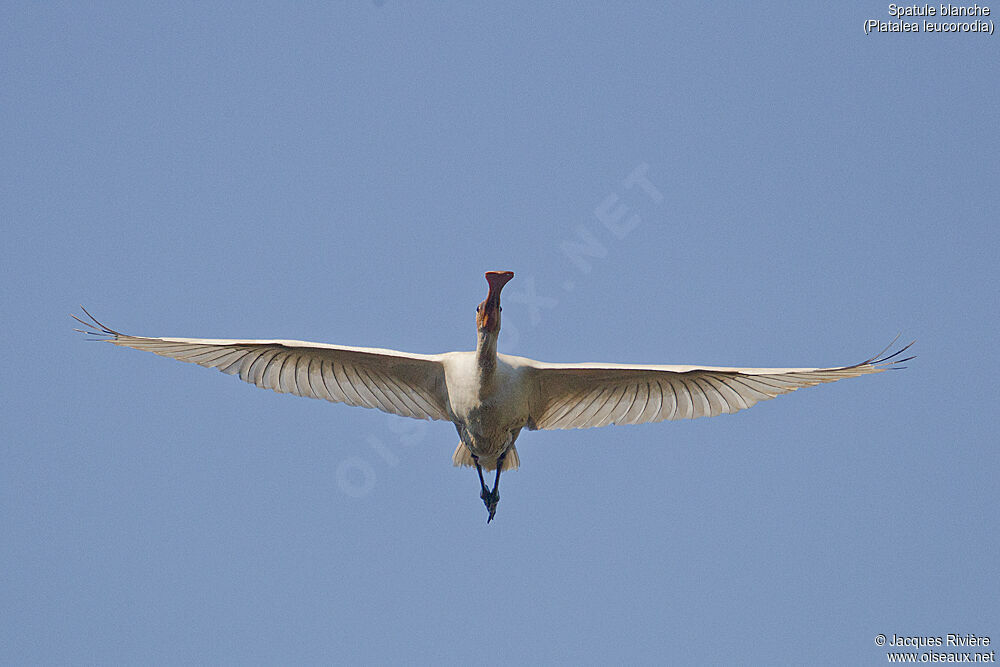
(74, 271), (913, 522)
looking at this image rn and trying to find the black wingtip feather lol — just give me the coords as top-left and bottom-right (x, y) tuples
(864, 337), (916, 369)
(71, 307), (123, 340)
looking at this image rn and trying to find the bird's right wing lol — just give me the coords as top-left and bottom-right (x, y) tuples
(524, 340), (914, 430)
(74, 309), (451, 421)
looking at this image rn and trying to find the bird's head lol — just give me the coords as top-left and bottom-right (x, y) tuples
(477, 270), (514, 335)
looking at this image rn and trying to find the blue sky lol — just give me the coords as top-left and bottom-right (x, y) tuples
(3, 2), (998, 664)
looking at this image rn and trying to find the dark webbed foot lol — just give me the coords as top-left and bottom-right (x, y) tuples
(483, 452), (506, 523)
(473, 452), (505, 523)
(481, 488), (499, 523)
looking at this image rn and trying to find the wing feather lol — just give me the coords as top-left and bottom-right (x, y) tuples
(305, 355), (328, 401)
(75, 309), (450, 421)
(675, 378), (694, 419)
(591, 384), (627, 428)
(566, 387), (609, 428)
(362, 367), (406, 416)
(697, 376), (730, 416)
(279, 354), (297, 394)
(523, 339), (914, 430)
(319, 359), (342, 402)
(380, 371), (430, 418)
(605, 383), (636, 427)
(659, 379), (677, 421)
(623, 382), (650, 424)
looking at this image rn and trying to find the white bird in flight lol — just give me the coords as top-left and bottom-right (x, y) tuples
(75, 271), (913, 522)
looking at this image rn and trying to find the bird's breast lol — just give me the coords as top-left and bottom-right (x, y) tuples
(442, 353), (530, 436)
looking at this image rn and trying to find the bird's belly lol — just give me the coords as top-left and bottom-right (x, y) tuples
(456, 405), (516, 460)
(460, 430), (511, 461)
(443, 354), (530, 461)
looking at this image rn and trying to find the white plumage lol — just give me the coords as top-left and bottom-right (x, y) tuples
(75, 270), (912, 522)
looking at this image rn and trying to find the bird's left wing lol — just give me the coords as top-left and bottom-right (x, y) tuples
(523, 340), (913, 430)
(74, 309), (451, 421)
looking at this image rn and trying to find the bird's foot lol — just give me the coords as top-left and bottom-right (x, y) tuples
(481, 487), (499, 523)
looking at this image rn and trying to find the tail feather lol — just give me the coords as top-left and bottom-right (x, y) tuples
(452, 443), (519, 471)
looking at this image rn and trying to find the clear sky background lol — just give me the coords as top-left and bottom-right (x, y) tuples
(3, 3), (998, 664)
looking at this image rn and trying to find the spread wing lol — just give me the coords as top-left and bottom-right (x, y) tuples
(74, 308), (450, 421)
(525, 339), (914, 430)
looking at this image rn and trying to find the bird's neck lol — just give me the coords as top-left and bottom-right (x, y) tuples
(476, 329), (498, 377)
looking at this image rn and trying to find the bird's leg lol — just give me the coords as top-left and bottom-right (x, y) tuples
(491, 453), (504, 495)
(483, 452), (506, 523)
(472, 454), (490, 502)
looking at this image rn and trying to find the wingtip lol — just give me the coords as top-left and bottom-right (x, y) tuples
(71, 307), (122, 339)
(865, 336), (916, 369)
